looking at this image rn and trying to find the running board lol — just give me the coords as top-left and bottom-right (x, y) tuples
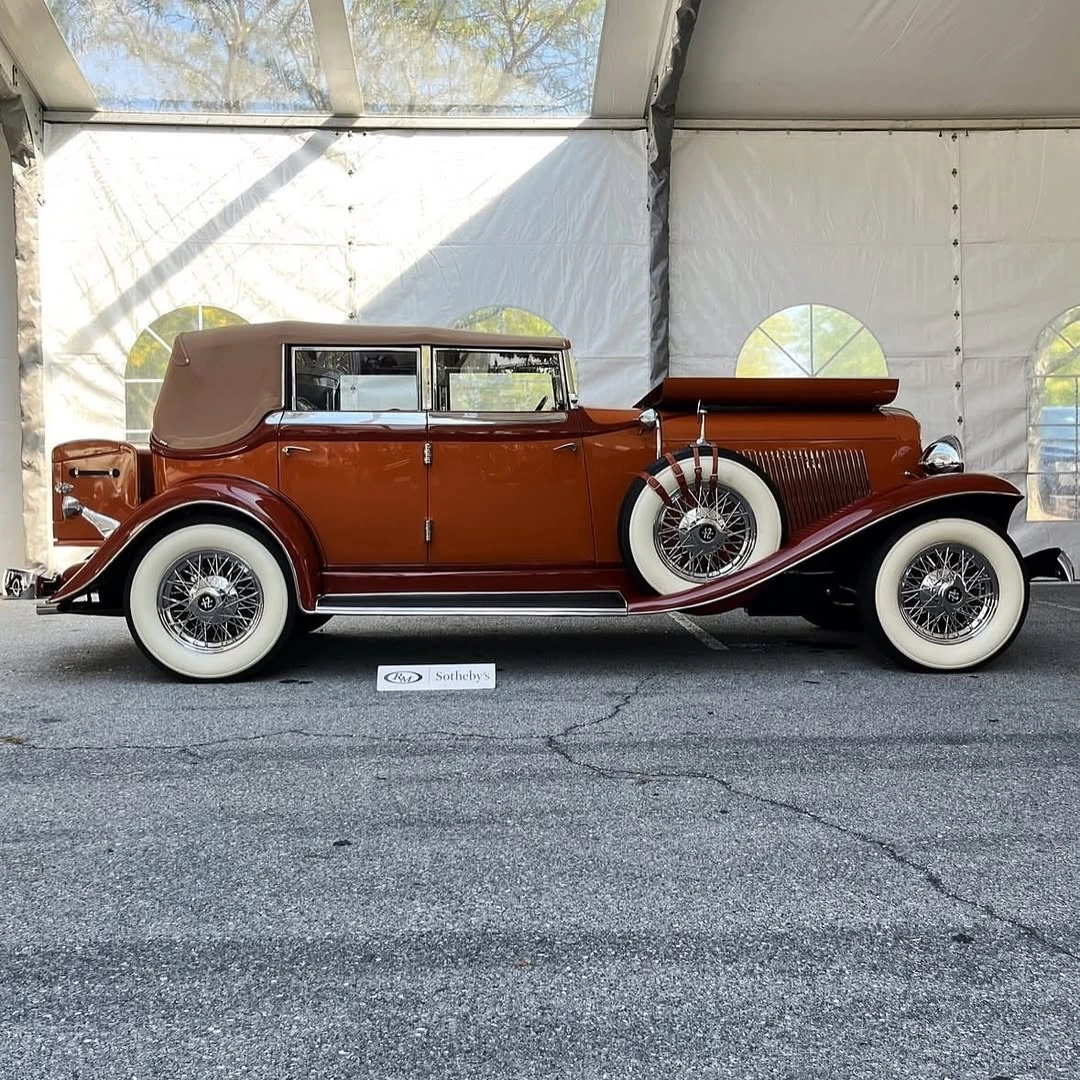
(314, 591), (628, 617)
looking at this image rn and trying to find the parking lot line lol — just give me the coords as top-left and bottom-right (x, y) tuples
(668, 611), (728, 650)
(1036, 597), (1080, 614)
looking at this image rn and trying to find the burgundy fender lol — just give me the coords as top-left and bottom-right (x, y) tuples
(45, 478), (322, 612)
(629, 472), (1023, 616)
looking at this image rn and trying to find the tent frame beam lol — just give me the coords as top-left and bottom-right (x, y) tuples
(0, 0), (96, 111)
(306, 0), (364, 116)
(42, 111), (645, 130)
(678, 116), (1080, 131)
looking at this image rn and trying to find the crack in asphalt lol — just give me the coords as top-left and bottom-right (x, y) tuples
(546, 709), (1079, 964)
(5, 676), (1075, 964)
(542, 676), (650, 764)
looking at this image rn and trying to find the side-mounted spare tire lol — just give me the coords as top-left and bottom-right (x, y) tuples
(619, 446), (784, 595)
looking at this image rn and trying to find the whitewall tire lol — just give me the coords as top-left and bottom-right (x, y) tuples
(125, 521), (294, 680)
(620, 448), (783, 595)
(861, 517), (1028, 672)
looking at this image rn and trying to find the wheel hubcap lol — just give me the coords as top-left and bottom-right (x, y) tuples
(898, 543), (999, 643)
(653, 479), (757, 581)
(157, 550), (264, 652)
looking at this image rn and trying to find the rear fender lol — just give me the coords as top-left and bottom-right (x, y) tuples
(628, 473), (1023, 616)
(44, 479), (322, 613)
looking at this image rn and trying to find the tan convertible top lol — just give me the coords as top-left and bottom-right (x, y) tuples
(152, 321), (571, 451)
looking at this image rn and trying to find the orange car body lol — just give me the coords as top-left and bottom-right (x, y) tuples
(41, 322), (1029, 621)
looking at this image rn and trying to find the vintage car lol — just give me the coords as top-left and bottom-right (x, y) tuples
(34, 321), (1072, 680)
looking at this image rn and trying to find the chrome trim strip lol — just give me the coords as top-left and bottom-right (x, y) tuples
(428, 412), (570, 427)
(279, 410), (427, 429)
(420, 345), (433, 412)
(317, 602), (628, 618)
(46, 501), (316, 614)
(657, 490), (1021, 616)
(317, 605), (627, 617)
(558, 349), (576, 407)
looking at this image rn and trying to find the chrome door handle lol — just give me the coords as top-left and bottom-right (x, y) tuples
(553, 442), (579, 453)
(282, 445), (312, 455)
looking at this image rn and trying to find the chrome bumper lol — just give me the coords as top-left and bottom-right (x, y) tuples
(1023, 547), (1075, 583)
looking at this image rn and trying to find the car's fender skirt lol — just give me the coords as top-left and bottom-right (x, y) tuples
(42, 479), (321, 613)
(629, 472), (1023, 616)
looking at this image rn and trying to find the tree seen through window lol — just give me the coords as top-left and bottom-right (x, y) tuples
(736, 304), (888, 379)
(1027, 305), (1080, 521)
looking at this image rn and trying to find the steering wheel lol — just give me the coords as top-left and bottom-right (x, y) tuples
(534, 395), (549, 412)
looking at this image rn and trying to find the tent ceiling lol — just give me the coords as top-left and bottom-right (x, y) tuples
(4, 0), (632, 119)
(678, 0), (1080, 122)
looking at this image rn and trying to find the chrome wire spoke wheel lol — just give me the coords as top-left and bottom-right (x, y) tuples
(897, 542), (999, 644)
(653, 481), (758, 582)
(156, 548), (264, 652)
(623, 449), (782, 596)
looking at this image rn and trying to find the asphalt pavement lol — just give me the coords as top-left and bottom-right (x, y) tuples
(1, 588), (1078, 1079)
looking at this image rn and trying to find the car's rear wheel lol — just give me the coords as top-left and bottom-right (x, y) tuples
(859, 517), (1028, 672)
(125, 521), (294, 680)
(620, 447), (783, 595)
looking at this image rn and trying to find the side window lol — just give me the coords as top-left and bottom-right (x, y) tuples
(433, 350), (567, 412)
(292, 348), (419, 412)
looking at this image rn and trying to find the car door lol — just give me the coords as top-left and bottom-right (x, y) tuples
(426, 346), (595, 566)
(278, 345), (428, 566)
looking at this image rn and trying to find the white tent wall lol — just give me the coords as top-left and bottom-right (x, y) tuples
(35, 124), (648, 564)
(0, 149), (23, 570)
(670, 128), (1080, 568)
(959, 130), (1080, 564)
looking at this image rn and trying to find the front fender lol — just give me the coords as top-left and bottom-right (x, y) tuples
(629, 472), (1023, 616)
(45, 478), (322, 612)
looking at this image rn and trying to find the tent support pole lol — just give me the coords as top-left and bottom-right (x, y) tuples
(647, 0), (700, 389)
(1, 60), (43, 565)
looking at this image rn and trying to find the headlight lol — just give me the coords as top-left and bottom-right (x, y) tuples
(920, 435), (964, 474)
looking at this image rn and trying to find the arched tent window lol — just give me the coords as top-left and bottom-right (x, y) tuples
(126, 305), (248, 442)
(736, 304), (888, 378)
(453, 305), (577, 398)
(1027, 306), (1080, 521)
(453, 306), (562, 338)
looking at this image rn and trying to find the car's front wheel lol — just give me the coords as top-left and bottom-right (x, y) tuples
(859, 517), (1029, 672)
(125, 521), (294, 680)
